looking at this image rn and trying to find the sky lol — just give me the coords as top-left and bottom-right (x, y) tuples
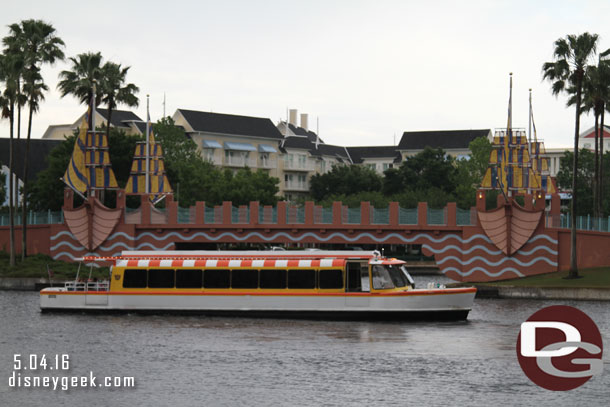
(1, 0), (610, 148)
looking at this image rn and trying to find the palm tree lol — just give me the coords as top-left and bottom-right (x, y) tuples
(4, 19), (65, 260)
(100, 61), (139, 139)
(57, 52), (104, 106)
(596, 50), (610, 217)
(572, 66), (604, 217)
(543, 33), (599, 279)
(0, 51), (23, 267)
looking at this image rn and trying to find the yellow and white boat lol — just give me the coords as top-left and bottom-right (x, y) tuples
(40, 251), (476, 320)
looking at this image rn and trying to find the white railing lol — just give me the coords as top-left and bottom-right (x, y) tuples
(258, 158), (277, 169)
(284, 181), (309, 191)
(203, 156), (222, 165)
(64, 281), (110, 291)
(284, 160), (315, 171)
(224, 156), (258, 167)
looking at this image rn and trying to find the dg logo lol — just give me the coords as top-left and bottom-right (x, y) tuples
(517, 305), (604, 391)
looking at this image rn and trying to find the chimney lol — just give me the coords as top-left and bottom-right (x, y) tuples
(300, 114), (308, 131)
(289, 109), (298, 126)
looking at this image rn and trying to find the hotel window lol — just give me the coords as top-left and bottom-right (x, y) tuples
(320, 159), (326, 173)
(203, 148), (215, 162)
(367, 164), (376, 171)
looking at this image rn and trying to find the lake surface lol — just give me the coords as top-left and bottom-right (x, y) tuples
(0, 275), (608, 406)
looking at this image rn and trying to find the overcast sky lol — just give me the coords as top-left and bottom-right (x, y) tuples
(2, 0), (610, 148)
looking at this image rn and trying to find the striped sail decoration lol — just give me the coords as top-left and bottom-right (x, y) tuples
(124, 122), (172, 204)
(480, 75), (556, 195)
(62, 103), (119, 196)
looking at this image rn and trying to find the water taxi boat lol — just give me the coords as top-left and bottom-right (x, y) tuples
(40, 251), (476, 320)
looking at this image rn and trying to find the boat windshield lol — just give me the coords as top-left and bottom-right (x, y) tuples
(372, 264), (409, 289)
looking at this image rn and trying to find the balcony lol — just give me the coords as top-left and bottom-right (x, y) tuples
(284, 181), (309, 191)
(224, 156), (257, 168)
(203, 156), (222, 165)
(258, 158), (277, 169)
(284, 160), (315, 171)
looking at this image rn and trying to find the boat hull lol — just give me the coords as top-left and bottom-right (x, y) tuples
(40, 288), (476, 321)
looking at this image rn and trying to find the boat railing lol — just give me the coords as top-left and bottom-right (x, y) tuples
(64, 281), (109, 292)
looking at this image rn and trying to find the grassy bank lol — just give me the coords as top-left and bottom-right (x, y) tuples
(476, 267), (610, 289)
(0, 252), (109, 280)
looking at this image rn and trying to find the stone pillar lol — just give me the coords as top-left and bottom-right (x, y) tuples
(360, 202), (371, 225)
(476, 190), (486, 212)
(550, 193), (561, 216)
(168, 199), (178, 225)
(417, 202), (428, 226)
(63, 188), (74, 211)
(446, 202), (457, 227)
(389, 202), (399, 226)
(222, 201), (232, 225)
(332, 201), (342, 226)
(534, 191), (546, 211)
(195, 201), (205, 224)
(249, 201), (259, 225)
(115, 189), (126, 209)
(304, 201), (314, 225)
(277, 201), (287, 226)
(140, 194), (151, 225)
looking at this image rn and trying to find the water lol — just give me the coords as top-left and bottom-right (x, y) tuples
(0, 276), (609, 407)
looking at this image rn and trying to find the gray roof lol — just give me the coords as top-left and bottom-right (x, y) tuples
(179, 109), (283, 139)
(96, 108), (142, 128)
(0, 138), (63, 182)
(288, 123), (324, 144)
(346, 146), (401, 164)
(398, 129), (490, 150)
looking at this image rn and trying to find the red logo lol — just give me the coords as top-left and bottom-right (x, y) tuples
(516, 305), (603, 391)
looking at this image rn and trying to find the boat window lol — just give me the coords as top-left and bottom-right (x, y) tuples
(346, 262), (362, 292)
(204, 269), (230, 288)
(386, 265), (408, 288)
(371, 265), (395, 290)
(176, 269), (203, 288)
(361, 265), (370, 292)
(232, 269), (258, 289)
(148, 269), (175, 288)
(319, 269), (343, 289)
(123, 269), (147, 288)
(260, 269), (287, 289)
(287, 269), (315, 289)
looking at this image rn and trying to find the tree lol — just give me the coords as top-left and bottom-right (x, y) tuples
(396, 147), (457, 194)
(543, 32), (600, 278)
(556, 149), (610, 216)
(0, 50), (24, 266)
(3, 19), (65, 259)
(57, 52), (103, 105)
(556, 149), (595, 216)
(0, 170), (5, 206)
(453, 137), (493, 209)
(309, 164), (382, 201)
(100, 61), (139, 140)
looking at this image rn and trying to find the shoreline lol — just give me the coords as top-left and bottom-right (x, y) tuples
(473, 285), (610, 301)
